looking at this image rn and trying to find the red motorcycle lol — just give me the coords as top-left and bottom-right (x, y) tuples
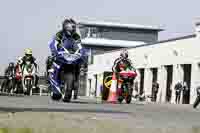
(23, 61), (35, 96)
(117, 70), (137, 104)
(14, 64), (23, 94)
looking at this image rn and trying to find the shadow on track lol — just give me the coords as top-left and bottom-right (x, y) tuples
(0, 93), (25, 97)
(0, 106), (130, 114)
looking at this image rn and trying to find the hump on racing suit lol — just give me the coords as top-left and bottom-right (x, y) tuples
(48, 30), (82, 56)
(112, 57), (136, 73)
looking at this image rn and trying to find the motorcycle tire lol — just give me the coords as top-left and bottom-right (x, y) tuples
(118, 96), (124, 104)
(1, 80), (6, 92)
(125, 95), (132, 104)
(7, 80), (13, 94)
(63, 72), (73, 103)
(16, 82), (23, 94)
(73, 87), (79, 100)
(193, 96), (200, 108)
(51, 92), (62, 101)
(25, 79), (32, 96)
(73, 91), (78, 100)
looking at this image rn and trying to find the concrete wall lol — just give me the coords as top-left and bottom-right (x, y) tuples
(87, 35), (200, 104)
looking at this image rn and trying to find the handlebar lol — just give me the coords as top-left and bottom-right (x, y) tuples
(57, 51), (81, 57)
(57, 46), (81, 57)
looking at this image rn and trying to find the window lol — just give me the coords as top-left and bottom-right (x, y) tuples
(86, 27), (102, 38)
(88, 49), (94, 65)
(91, 33), (97, 38)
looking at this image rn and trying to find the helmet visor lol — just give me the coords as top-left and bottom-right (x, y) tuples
(63, 23), (74, 32)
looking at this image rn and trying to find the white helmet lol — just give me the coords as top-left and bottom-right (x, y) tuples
(17, 57), (23, 65)
(120, 49), (129, 59)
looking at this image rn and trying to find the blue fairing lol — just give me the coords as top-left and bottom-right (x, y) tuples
(49, 38), (58, 56)
(56, 50), (86, 65)
(48, 37), (88, 96)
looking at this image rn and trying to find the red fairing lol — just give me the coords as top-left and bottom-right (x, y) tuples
(15, 65), (22, 80)
(15, 73), (22, 80)
(119, 71), (137, 78)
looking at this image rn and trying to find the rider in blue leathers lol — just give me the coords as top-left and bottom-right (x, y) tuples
(47, 18), (82, 99)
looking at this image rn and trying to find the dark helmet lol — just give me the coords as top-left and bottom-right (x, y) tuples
(62, 18), (77, 35)
(120, 49), (128, 59)
(8, 62), (15, 68)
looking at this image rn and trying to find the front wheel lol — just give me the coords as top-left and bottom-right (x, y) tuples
(0, 80), (6, 92)
(1, 80), (8, 93)
(117, 88), (123, 103)
(24, 79), (32, 96)
(16, 81), (23, 94)
(73, 89), (78, 100)
(125, 95), (132, 104)
(62, 72), (74, 103)
(118, 96), (123, 104)
(7, 79), (14, 94)
(51, 92), (62, 101)
(193, 96), (200, 108)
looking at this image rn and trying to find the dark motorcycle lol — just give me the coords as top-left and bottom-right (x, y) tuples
(1, 70), (15, 94)
(117, 70), (137, 104)
(193, 86), (200, 108)
(48, 46), (87, 102)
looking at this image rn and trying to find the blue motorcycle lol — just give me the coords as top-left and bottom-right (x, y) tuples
(48, 45), (87, 102)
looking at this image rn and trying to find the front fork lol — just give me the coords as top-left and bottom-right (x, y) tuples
(117, 80), (132, 98)
(49, 62), (63, 95)
(49, 62), (60, 81)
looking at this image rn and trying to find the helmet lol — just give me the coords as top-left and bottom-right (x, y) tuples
(25, 48), (32, 55)
(17, 57), (23, 65)
(62, 18), (76, 35)
(9, 62), (15, 68)
(120, 49), (128, 59)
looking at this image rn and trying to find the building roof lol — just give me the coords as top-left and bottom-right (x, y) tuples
(93, 34), (196, 55)
(79, 21), (163, 31)
(81, 38), (146, 47)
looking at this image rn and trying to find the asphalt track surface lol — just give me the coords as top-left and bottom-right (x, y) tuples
(0, 95), (200, 132)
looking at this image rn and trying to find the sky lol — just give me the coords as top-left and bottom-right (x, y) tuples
(0, 0), (200, 74)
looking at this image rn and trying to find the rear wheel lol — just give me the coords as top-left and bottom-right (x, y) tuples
(63, 72), (74, 103)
